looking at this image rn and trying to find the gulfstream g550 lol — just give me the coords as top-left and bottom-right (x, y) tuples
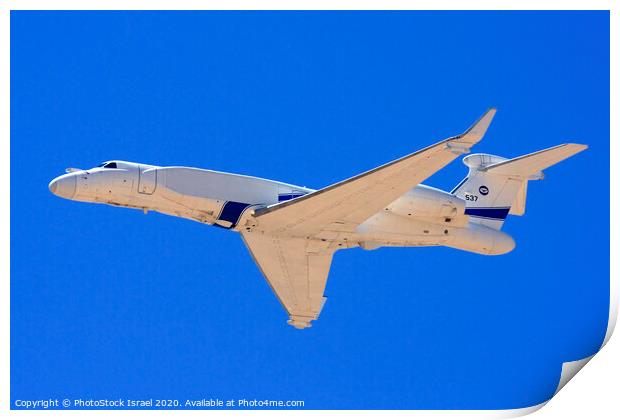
(49, 109), (586, 329)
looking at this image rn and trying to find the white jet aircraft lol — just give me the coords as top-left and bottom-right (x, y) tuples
(49, 109), (587, 329)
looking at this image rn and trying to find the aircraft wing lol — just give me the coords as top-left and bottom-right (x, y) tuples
(240, 232), (333, 329)
(241, 109), (496, 328)
(252, 108), (496, 238)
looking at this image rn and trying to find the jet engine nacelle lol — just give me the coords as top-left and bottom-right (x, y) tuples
(446, 223), (516, 255)
(387, 185), (466, 219)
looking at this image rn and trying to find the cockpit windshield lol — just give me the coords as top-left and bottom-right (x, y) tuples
(97, 161), (117, 168)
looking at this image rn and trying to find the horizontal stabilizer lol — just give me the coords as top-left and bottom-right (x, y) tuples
(484, 143), (588, 179)
(453, 142), (587, 226)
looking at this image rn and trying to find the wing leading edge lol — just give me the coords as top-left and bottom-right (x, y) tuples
(243, 109), (496, 328)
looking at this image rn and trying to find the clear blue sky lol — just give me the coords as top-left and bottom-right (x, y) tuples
(11, 11), (609, 409)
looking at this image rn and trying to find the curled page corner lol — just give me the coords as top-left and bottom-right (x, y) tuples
(490, 355), (596, 418)
(497, 281), (617, 417)
(494, 401), (548, 418)
(554, 355), (595, 395)
(551, 289), (617, 397)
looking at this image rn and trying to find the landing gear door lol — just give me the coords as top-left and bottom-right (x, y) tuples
(138, 166), (157, 195)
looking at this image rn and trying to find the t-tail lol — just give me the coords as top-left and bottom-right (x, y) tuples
(451, 143), (588, 230)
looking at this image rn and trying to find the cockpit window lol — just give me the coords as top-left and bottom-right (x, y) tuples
(97, 161), (117, 168)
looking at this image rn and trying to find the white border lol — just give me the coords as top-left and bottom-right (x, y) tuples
(2, 1), (616, 418)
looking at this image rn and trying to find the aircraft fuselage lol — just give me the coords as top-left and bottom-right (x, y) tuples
(49, 160), (515, 256)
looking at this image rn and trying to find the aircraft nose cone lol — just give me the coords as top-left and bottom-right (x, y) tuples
(49, 174), (77, 199)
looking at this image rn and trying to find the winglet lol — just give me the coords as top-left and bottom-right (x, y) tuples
(462, 107), (497, 143)
(446, 108), (496, 153)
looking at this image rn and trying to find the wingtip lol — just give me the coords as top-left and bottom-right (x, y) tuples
(561, 143), (589, 154)
(479, 106), (497, 123)
(572, 143), (589, 151)
(459, 107), (497, 144)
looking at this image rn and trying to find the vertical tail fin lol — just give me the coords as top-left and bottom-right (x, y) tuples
(452, 143), (588, 229)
